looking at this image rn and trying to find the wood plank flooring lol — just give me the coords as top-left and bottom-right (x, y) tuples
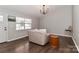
(29, 36), (78, 53)
(0, 36), (78, 53)
(0, 37), (29, 53)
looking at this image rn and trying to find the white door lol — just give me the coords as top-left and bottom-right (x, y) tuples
(0, 14), (8, 43)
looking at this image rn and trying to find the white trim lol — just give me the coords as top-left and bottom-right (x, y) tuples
(7, 35), (28, 42)
(72, 37), (79, 52)
(48, 33), (72, 37)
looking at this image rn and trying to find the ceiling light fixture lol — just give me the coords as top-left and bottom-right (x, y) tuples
(40, 5), (48, 15)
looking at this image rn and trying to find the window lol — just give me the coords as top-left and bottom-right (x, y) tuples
(0, 15), (3, 22)
(25, 19), (32, 29)
(8, 16), (16, 22)
(16, 17), (32, 30)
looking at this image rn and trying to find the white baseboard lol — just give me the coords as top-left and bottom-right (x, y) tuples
(7, 35), (28, 42)
(48, 33), (72, 37)
(72, 37), (79, 52)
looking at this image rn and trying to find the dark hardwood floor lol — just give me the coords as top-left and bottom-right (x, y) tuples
(0, 37), (29, 53)
(29, 36), (78, 53)
(0, 36), (78, 53)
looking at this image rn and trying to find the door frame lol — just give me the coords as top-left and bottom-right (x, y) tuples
(0, 12), (8, 43)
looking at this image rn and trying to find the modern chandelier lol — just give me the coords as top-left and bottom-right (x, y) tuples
(40, 5), (48, 15)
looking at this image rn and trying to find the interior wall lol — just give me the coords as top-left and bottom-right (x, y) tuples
(39, 5), (72, 36)
(73, 5), (79, 51)
(0, 8), (39, 41)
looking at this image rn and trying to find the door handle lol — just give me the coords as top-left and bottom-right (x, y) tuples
(4, 27), (7, 31)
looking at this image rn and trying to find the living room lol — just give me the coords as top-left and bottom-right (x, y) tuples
(0, 5), (79, 53)
(1, 0), (79, 59)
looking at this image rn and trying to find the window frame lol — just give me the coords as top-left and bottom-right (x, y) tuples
(16, 17), (32, 30)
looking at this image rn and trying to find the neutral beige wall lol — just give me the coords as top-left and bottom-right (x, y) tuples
(39, 5), (72, 36)
(0, 8), (39, 41)
(73, 5), (79, 51)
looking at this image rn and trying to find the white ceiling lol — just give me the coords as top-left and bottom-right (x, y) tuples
(0, 5), (66, 18)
